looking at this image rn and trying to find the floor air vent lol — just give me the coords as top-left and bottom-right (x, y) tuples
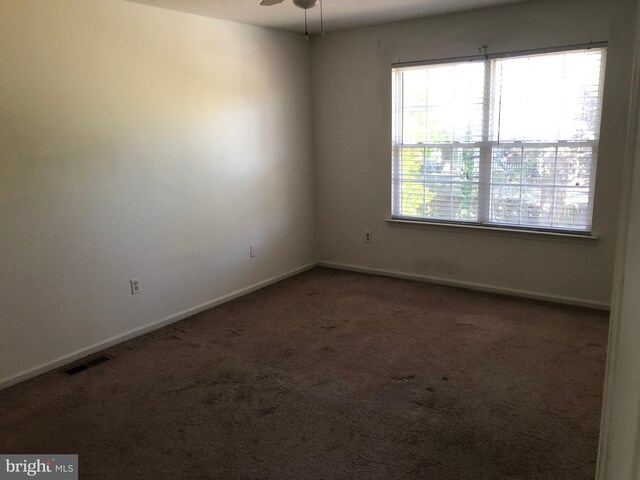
(86, 355), (112, 367)
(62, 354), (113, 376)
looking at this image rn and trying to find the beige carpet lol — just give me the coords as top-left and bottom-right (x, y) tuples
(0, 267), (609, 479)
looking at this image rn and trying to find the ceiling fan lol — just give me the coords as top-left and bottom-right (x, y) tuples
(260, 0), (317, 7)
(260, 0), (324, 39)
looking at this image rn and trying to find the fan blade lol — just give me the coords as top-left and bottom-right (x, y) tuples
(260, 0), (284, 5)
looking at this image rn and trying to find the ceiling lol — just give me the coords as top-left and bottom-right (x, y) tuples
(124, 0), (531, 33)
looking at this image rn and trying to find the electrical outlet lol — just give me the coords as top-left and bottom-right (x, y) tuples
(250, 245), (257, 258)
(364, 231), (373, 244)
(130, 278), (141, 295)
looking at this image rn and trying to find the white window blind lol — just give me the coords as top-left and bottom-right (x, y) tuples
(392, 45), (607, 233)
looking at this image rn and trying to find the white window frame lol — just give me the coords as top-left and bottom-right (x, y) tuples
(391, 43), (608, 235)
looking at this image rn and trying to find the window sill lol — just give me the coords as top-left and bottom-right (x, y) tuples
(385, 218), (599, 243)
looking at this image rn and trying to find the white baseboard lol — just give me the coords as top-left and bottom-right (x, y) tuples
(0, 262), (318, 391)
(318, 261), (611, 311)
(1, 260), (609, 391)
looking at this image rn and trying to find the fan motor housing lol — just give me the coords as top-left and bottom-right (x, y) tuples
(293, 0), (318, 9)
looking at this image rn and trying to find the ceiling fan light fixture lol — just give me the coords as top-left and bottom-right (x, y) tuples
(292, 0), (318, 9)
(259, 0), (324, 38)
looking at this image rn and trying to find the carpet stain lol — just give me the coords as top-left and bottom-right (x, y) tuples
(391, 375), (416, 382)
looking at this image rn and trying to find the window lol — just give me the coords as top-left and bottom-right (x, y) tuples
(391, 45), (607, 233)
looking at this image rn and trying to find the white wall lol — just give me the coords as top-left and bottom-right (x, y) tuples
(598, 3), (640, 477)
(0, 0), (316, 386)
(312, 0), (637, 307)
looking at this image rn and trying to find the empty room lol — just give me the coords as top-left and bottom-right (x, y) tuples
(2, 0), (640, 478)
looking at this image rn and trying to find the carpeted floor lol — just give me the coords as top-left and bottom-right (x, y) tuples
(0, 267), (609, 479)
